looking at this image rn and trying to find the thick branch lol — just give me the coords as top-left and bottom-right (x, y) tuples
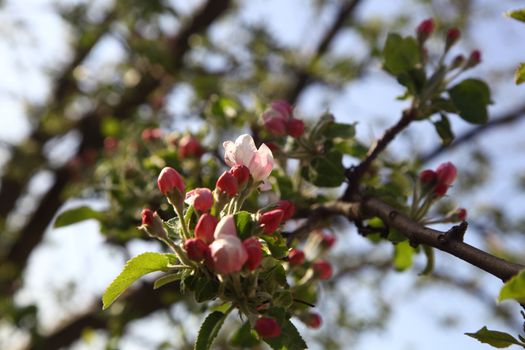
(359, 197), (524, 282)
(420, 103), (525, 163)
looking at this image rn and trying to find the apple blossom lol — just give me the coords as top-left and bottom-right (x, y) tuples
(209, 235), (248, 274)
(185, 188), (213, 212)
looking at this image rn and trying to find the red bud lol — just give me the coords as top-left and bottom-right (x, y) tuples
(243, 237), (263, 270)
(446, 28), (461, 49)
(435, 162), (457, 186)
(276, 200), (295, 221)
(305, 313), (322, 329)
(158, 167), (185, 195)
(184, 238), (210, 261)
(229, 164), (250, 186)
(178, 135), (204, 158)
(286, 118), (305, 138)
(288, 248), (305, 265)
(419, 169), (437, 185)
(312, 260), (333, 280)
(216, 171), (238, 197)
(259, 209), (284, 234)
(457, 208), (467, 221)
(417, 18), (434, 41)
(195, 213), (218, 244)
(255, 317), (281, 338)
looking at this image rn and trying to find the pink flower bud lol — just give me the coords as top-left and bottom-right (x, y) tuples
(321, 232), (336, 248)
(141, 208), (154, 226)
(416, 18), (434, 41)
(185, 188), (213, 212)
(263, 114), (287, 136)
(419, 169), (437, 185)
(276, 200), (295, 221)
(457, 207), (467, 221)
(140, 209), (167, 239)
(435, 162), (457, 186)
(288, 248), (305, 265)
(209, 235), (248, 274)
(255, 317), (281, 338)
(184, 238), (209, 261)
(229, 164), (250, 186)
(243, 237), (263, 270)
(216, 171), (238, 197)
(141, 128), (163, 142)
(433, 182), (449, 197)
(195, 213), (218, 244)
(446, 28), (461, 48)
(158, 167), (185, 195)
(312, 260), (333, 280)
(286, 118), (305, 138)
(469, 50), (481, 65)
(271, 100), (293, 118)
(259, 209), (284, 234)
(305, 313), (322, 329)
(214, 215), (237, 239)
(178, 135), (204, 158)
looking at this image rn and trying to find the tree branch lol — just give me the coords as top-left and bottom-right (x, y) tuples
(420, 103), (525, 163)
(344, 108), (415, 199)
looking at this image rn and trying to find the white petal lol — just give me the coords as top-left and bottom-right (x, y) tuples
(234, 134), (257, 167)
(223, 141), (237, 167)
(214, 215), (237, 239)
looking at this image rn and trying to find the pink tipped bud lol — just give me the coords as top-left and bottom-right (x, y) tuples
(321, 232), (336, 248)
(216, 171), (238, 197)
(141, 208), (154, 226)
(141, 128), (163, 142)
(158, 167), (185, 195)
(446, 28), (461, 48)
(259, 209), (284, 234)
(140, 208), (168, 239)
(194, 213), (218, 244)
(185, 188), (214, 212)
(271, 100), (293, 118)
(457, 208), (467, 221)
(263, 114), (287, 136)
(209, 235), (248, 274)
(255, 317), (281, 338)
(417, 18), (434, 41)
(178, 135), (204, 158)
(229, 164), (250, 186)
(243, 237), (263, 270)
(276, 200), (295, 221)
(419, 169), (437, 185)
(288, 248), (305, 265)
(184, 238), (210, 261)
(312, 260), (333, 280)
(469, 50), (481, 65)
(436, 162), (457, 186)
(433, 182), (449, 197)
(451, 54), (465, 68)
(305, 313), (322, 329)
(286, 118), (305, 138)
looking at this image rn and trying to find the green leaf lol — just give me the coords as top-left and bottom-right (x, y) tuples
(515, 63), (525, 85)
(506, 8), (525, 23)
(261, 233), (288, 259)
(234, 211), (255, 240)
(153, 272), (183, 289)
(230, 322), (260, 347)
(393, 240), (414, 271)
(195, 311), (228, 350)
(102, 252), (173, 309)
(302, 151), (345, 187)
(397, 68), (426, 95)
(448, 79), (491, 124)
(195, 277), (220, 303)
(465, 327), (524, 348)
(433, 114), (455, 146)
(54, 206), (103, 228)
(382, 33), (420, 76)
(323, 122), (356, 139)
(498, 269), (525, 303)
(263, 318), (308, 350)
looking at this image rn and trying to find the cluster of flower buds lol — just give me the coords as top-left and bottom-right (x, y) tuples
(138, 133), (332, 340)
(415, 18), (481, 69)
(419, 161), (457, 197)
(262, 100), (305, 138)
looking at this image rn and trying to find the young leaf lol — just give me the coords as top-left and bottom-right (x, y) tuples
(382, 33), (420, 76)
(465, 326), (524, 348)
(102, 252), (173, 309)
(515, 63), (525, 85)
(230, 322), (260, 347)
(393, 240), (414, 271)
(54, 206), (103, 228)
(506, 8), (525, 23)
(234, 211), (255, 240)
(433, 114), (455, 146)
(323, 122), (356, 139)
(153, 272), (183, 290)
(448, 79), (491, 124)
(303, 151), (345, 187)
(195, 311), (228, 350)
(498, 269), (525, 303)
